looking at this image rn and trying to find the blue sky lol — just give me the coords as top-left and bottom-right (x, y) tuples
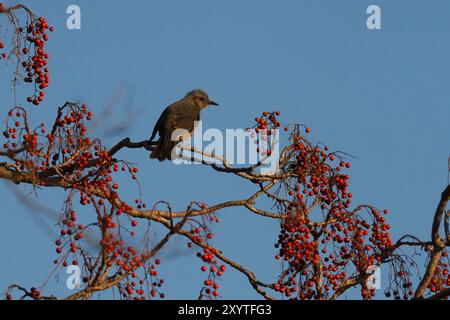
(0, 0), (449, 299)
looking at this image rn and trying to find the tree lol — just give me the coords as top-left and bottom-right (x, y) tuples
(1, 3), (449, 300)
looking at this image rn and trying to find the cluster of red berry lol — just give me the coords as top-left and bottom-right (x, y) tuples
(54, 208), (84, 267)
(197, 246), (227, 299)
(3, 107), (42, 165)
(248, 111), (282, 157)
(248, 112), (406, 299)
(1, 101), (169, 299)
(43, 104), (166, 299)
(179, 208), (226, 299)
(22, 17), (54, 105)
(0, 3), (53, 105)
(2, 103), (92, 176)
(427, 251), (450, 294)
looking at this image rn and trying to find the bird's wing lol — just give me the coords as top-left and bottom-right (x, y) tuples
(150, 106), (171, 141)
(151, 100), (200, 143)
(167, 101), (200, 133)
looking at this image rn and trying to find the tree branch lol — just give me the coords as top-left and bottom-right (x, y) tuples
(414, 185), (450, 298)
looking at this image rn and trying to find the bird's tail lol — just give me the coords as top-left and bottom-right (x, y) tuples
(150, 133), (177, 161)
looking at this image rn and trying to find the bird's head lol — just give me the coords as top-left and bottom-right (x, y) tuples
(186, 89), (219, 109)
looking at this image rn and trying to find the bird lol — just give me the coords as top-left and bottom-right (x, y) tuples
(149, 89), (219, 161)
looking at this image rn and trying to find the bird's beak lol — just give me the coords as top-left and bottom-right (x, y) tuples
(209, 100), (219, 106)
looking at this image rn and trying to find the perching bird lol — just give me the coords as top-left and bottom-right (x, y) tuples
(149, 89), (219, 161)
